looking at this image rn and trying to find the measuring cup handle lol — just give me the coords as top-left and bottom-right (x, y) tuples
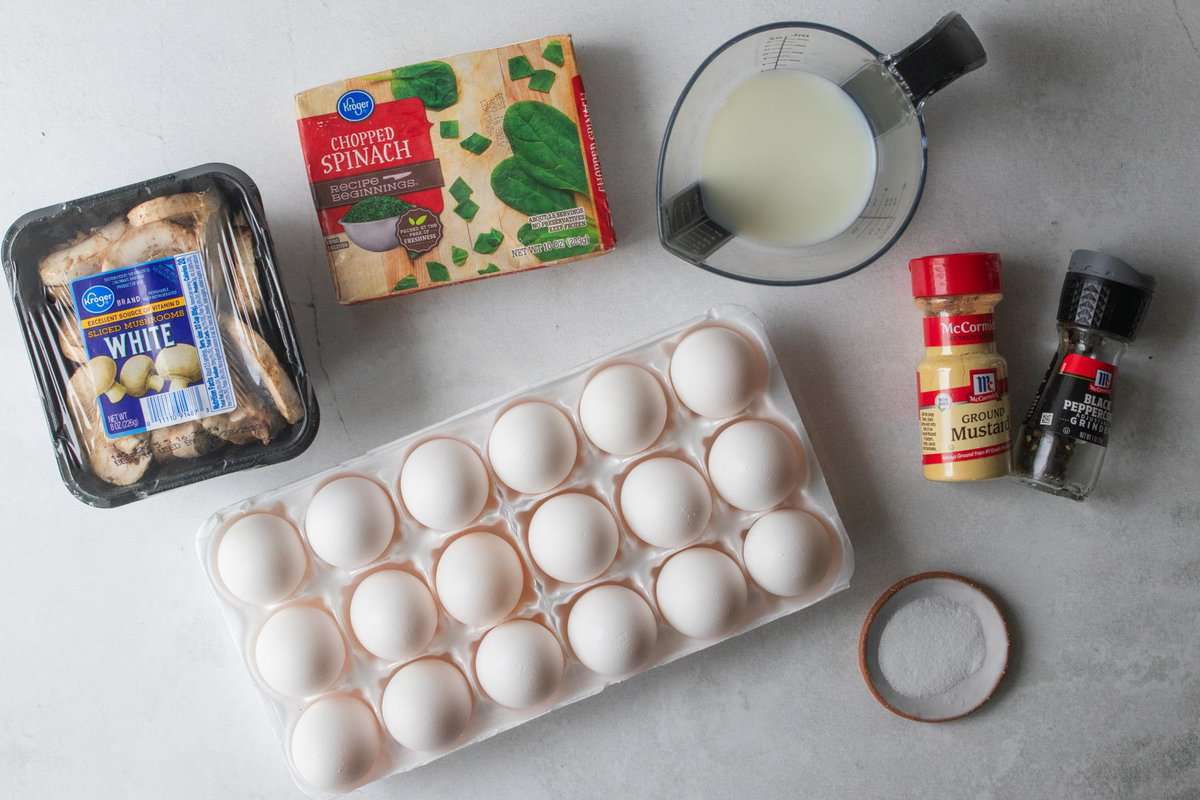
(889, 12), (987, 106)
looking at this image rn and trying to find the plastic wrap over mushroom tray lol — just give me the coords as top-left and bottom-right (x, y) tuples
(196, 305), (854, 796)
(3, 164), (319, 506)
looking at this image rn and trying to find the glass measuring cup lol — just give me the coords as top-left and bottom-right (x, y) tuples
(657, 13), (986, 285)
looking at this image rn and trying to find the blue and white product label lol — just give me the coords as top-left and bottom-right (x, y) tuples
(70, 251), (236, 439)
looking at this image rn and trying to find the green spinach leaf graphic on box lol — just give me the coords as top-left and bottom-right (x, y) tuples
(490, 101), (599, 259)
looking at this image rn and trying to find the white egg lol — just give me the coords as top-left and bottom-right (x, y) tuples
(381, 658), (473, 751)
(488, 402), (577, 494)
(743, 509), (836, 597)
(567, 585), (658, 675)
(349, 570), (438, 662)
(434, 532), (524, 626)
(216, 513), (307, 605)
(290, 694), (381, 792)
(670, 326), (764, 418)
(655, 547), (747, 639)
(619, 457), (712, 548)
(304, 476), (396, 569)
(578, 364), (668, 455)
(254, 606), (346, 697)
(707, 420), (804, 511)
(527, 493), (619, 583)
(474, 620), (564, 709)
(400, 439), (491, 531)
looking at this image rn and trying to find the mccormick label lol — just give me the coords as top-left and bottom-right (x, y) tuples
(70, 252), (236, 439)
(1023, 353), (1117, 447)
(922, 313), (996, 347)
(917, 365), (1011, 466)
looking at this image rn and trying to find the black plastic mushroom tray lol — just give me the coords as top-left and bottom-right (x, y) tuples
(2, 163), (319, 507)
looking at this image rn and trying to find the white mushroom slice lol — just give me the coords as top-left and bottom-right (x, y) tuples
(65, 366), (100, 435)
(149, 420), (221, 461)
(201, 366), (283, 446)
(65, 366), (152, 486)
(201, 389), (281, 445)
(54, 309), (87, 363)
(85, 356), (117, 395)
(37, 217), (126, 290)
(118, 354), (155, 397)
(126, 192), (215, 227)
(102, 220), (197, 271)
(193, 198), (231, 301)
(154, 344), (202, 385)
(87, 433), (151, 485)
(220, 315), (303, 424)
(229, 224), (264, 318)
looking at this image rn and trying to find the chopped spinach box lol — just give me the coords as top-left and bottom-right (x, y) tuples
(295, 35), (616, 303)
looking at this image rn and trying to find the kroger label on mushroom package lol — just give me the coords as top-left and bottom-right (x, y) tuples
(69, 251), (236, 438)
(294, 34), (616, 303)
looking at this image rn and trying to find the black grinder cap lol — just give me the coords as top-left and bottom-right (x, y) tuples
(1056, 250), (1155, 341)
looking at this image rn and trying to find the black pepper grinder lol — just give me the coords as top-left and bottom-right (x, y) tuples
(1013, 250), (1154, 500)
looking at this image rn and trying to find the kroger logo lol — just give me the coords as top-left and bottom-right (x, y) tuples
(337, 90), (375, 122)
(80, 285), (116, 314)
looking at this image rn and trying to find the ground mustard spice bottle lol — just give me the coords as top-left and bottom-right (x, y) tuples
(910, 252), (1011, 481)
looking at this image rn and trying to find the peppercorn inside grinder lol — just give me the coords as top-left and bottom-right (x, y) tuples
(1013, 250), (1154, 500)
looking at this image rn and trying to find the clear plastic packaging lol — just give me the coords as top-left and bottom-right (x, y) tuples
(196, 305), (854, 796)
(3, 164), (319, 507)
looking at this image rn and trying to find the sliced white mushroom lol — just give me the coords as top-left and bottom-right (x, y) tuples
(200, 379), (282, 445)
(220, 314), (304, 424)
(127, 192), (215, 227)
(193, 196), (231, 303)
(65, 366), (152, 486)
(149, 420), (221, 461)
(228, 223), (264, 318)
(85, 356), (117, 395)
(118, 354), (155, 397)
(38, 217), (126, 293)
(102, 220), (197, 271)
(53, 308), (87, 363)
(154, 344), (202, 385)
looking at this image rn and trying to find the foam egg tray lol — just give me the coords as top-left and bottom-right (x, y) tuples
(196, 304), (855, 796)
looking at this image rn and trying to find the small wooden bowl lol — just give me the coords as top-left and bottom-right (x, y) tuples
(858, 571), (1009, 722)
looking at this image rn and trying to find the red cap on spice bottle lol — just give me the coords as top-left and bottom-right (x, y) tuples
(909, 252), (1002, 298)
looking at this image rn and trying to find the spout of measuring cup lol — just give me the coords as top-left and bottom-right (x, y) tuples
(888, 12), (987, 107)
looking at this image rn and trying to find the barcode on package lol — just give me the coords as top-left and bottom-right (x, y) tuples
(141, 385), (212, 428)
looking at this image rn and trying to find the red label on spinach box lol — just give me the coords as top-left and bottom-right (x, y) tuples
(297, 94), (444, 235)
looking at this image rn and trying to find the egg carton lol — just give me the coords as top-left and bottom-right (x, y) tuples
(195, 304), (855, 797)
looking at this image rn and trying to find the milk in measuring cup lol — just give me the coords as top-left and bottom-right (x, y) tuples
(700, 70), (876, 247)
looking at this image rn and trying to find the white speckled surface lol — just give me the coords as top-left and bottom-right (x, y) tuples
(1, 1), (1197, 798)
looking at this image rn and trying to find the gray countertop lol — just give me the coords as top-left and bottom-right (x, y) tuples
(1, 1), (1197, 797)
